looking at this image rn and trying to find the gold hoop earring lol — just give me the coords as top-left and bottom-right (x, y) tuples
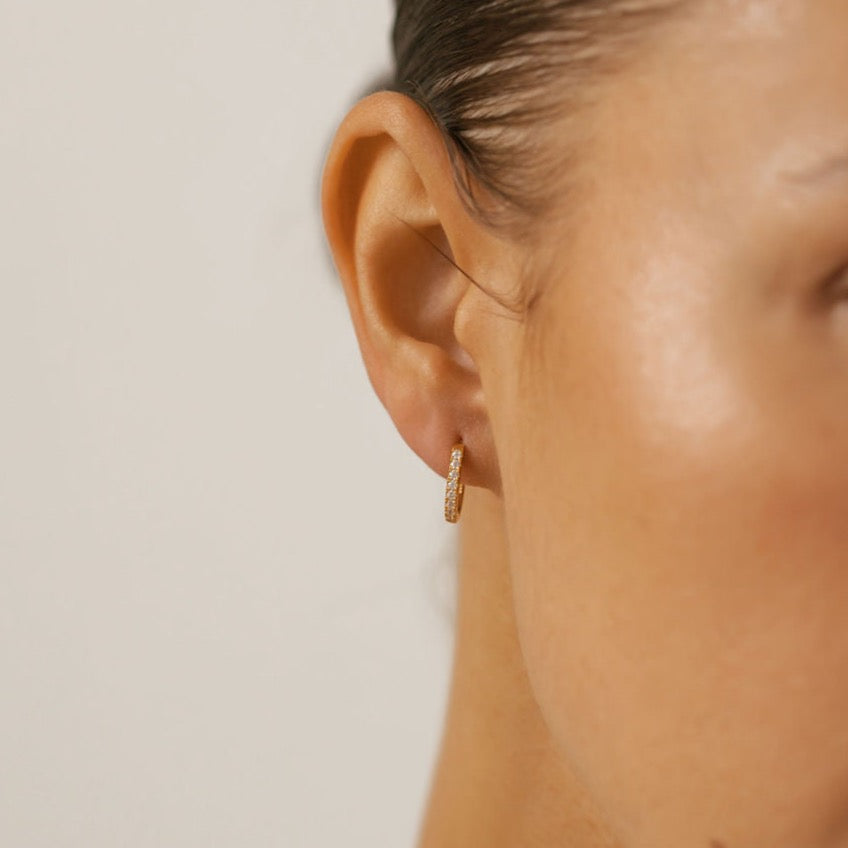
(444, 442), (465, 524)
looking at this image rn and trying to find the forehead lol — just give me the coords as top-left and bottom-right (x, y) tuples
(584, 0), (848, 207)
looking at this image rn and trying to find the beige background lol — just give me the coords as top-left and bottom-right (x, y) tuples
(0, 1), (456, 845)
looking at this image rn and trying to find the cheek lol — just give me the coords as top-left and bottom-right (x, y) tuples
(502, 268), (848, 847)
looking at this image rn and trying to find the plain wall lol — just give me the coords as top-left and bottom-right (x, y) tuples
(0, 2), (456, 845)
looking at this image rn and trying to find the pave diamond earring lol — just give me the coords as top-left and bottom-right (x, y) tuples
(444, 442), (465, 524)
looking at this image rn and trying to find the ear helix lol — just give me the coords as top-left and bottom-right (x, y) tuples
(444, 442), (465, 523)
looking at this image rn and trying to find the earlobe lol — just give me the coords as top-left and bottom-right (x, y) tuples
(320, 91), (504, 496)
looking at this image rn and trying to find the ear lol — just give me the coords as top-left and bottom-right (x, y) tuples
(321, 91), (514, 496)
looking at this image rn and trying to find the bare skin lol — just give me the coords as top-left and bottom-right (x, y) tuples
(323, 1), (848, 845)
(416, 486), (622, 848)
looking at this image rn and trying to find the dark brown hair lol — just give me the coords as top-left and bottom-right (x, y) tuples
(388, 0), (682, 235)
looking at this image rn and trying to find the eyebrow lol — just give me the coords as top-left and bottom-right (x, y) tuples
(780, 151), (848, 189)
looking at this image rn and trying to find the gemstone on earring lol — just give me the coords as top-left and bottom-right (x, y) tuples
(445, 442), (465, 523)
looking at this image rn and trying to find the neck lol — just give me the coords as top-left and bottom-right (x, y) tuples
(415, 486), (620, 848)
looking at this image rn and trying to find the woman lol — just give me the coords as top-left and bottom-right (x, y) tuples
(321, 2), (848, 846)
